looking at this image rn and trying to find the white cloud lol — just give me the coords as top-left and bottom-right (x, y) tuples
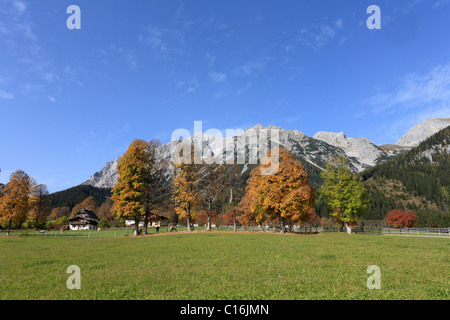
(139, 25), (185, 56)
(234, 58), (270, 77)
(205, 53), (216, 67)
(236, 82), (253, 95)
(0, 89), (14, 100)
(12, 0), (26, 16)
(209, 72), (227, 83)
(297, 19), (345, 51)
(432, 0), (450, 8)
(368, 64), (450, 113)
(48, 95), (56, 103)
(177, 78), (199, 95)
(118, 48), (137, 71)
(365, 64), (450, 143)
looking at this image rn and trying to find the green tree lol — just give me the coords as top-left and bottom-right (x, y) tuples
(320, 156), (369, 234)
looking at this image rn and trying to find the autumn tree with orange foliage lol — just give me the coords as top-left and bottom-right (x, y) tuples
(239, 148), (316, 233)
(172, 143), (202, 232)
(112, 139), (153, 236)
(71, 196), (98, 217)
(0, 170), (32, 235)
(385, 210), (417, 228)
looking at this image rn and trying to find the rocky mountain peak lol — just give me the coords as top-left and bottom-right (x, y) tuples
(397, 118), (450, 147)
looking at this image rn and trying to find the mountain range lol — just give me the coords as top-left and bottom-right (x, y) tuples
(82, 118), (450, 190)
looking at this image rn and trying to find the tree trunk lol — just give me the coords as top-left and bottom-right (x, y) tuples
(7, 218), (12, 236)
(186, 215), (191, 232)
(206, 200), (212, 231)
(143, 214), (149, 235)
(344, 222), (352, 235)
(233, 209), (237, 232)
(133, 217), (139, 236)
(207, 215), (211, 231)
(280, 217), (286, 234)
(186, 203), (191, 232)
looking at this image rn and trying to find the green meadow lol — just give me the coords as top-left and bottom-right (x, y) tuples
(0, 232), (448, 300)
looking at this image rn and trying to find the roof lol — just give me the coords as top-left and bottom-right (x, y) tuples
(146, 213), (169, 222)
(69, 208), (99, 222)
(127, 213), (169, 222)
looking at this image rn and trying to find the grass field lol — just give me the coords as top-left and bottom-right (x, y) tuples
(0, 232), (448, 300)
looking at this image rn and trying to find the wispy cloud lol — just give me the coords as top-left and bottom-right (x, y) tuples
(296, 18), (344, 51)
(0, 0), (60, 99)
(209, 72), (227, 83)
(236, 81), (253, 95)
(0, 89), (14, 100)
(205, 52), (216, 67)
(176, 77), (199, 95)
(368, 64), (450, 113)
(433, 0), (450, 8)
(365, 63), (450, 143)
(234, 57), (271, 77)
(139, 25), (185, 57)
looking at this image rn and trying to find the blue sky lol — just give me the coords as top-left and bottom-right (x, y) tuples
(1, 0), (450, 192)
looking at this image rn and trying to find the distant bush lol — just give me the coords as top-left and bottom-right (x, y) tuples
(385, 210), (417, 228)
(415, 210), (450, 228)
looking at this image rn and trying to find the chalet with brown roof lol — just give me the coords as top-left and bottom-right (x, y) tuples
(68, 208), (99, 231)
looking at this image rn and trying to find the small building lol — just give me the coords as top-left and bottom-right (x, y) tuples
(68, 208), (99, 231)
(125, 213), (169, 228)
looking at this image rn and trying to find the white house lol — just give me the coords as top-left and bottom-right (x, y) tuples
(68, 209), (99, 231)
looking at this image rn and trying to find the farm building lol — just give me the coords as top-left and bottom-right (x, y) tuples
(125, 213), (169, 228)
(68, 208), (99, 231)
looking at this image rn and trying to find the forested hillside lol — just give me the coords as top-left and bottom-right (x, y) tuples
(360, 126), (450, 225)
(49, 185), (111, 209)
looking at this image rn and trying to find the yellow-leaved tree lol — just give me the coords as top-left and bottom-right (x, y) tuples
(0, 170), (32, 235)
(239, 148), (316, 233)
(172, 143), (202, 232)
(112, 139), (153, 236)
